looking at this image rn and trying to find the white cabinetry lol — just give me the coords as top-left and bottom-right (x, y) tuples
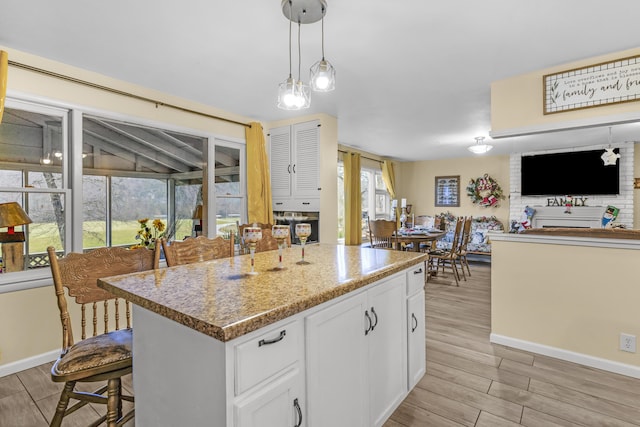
(407, 264), (427, 389)
(270, 120), (320, 211)
(131, 264), (425, 427)
(306, 273), (408, 427)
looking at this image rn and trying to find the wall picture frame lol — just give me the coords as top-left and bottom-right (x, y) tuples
(435, 175), (460, 207)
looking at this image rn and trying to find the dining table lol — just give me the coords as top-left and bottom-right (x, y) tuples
(395, 230), (446, 252)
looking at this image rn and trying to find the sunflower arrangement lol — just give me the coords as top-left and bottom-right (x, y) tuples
(132, 218), (166, 249)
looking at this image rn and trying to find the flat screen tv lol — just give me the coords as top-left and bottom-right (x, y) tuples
(521, 149), (619, 196)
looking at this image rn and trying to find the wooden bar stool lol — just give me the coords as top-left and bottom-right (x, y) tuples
(47, 246), (156, 427)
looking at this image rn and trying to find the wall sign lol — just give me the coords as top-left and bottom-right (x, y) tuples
(543, 55), (640, 114)
(435, 176), (460, 207)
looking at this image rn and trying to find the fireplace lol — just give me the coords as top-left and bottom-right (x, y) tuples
(531, 206), (605, 229)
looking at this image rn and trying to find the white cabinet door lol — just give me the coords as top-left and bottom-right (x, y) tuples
(269, 120), (320, 205)
(407, 289), (426, 390)
(367, 275), (407, 427)
(234, 368), (303, 427)
(269, 125), (292, 199)
(306, 291), (368, 427)
(292, 121), (320, 198)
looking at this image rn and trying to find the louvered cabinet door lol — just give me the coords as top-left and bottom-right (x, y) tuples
(292, 120), (320, 199)
(269, 125), (292, 199)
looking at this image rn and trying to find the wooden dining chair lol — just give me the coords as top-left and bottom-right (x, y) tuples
(237, 222), (271, 253)
(455, 216), (473, 280)
(46, 245), (156, 427)
(255, 227), (292, 253)
(367, 218), (398, 250)
(428, 217), (463, 286)
(237, 223), (291, 253)
(160, 234), (234, 267)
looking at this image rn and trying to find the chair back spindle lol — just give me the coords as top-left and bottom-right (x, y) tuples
(47, 246), (156, 351)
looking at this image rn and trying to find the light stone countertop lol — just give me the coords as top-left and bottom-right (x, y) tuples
(98, 244), (428, 342)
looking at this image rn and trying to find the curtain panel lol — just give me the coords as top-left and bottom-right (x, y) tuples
(245, 122), (274, 225)
(344, 152), (362, 245)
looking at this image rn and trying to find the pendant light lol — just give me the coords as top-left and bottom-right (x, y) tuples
(278, 0), (332, 109)
(468, 136), (493, 155)
(309, 4), (335, 92)
(277, 0), (302, 110)
(295, 21), (311, 109)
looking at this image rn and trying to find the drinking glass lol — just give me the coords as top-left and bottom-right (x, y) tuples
(272, 225), (290, 270)
(243, 227), (262, 275)
(295, 223), (312, 265)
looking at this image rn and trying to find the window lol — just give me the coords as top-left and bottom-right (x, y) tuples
(0, 98), (246, 287)
(337, 161), (390, 243)
(214, 141), (245, 239)
(0, 101), (70, 280)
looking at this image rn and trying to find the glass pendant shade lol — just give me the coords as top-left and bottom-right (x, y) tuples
(468, 136), (493, 154)
(277, 77), (311, 110)
(278, 76), (300, 110)
(310, 59), (335, 92)
(295, 80), (311, 109)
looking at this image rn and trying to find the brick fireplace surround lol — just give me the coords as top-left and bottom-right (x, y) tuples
(509, 145), (635, 229)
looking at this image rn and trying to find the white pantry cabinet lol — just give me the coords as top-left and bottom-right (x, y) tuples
(270, 120), (320, 211)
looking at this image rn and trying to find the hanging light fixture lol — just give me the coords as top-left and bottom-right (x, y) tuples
(295, 22), (311, 109)
(278, 0), (331, 110)
(601, 126), (621, 166)
(277, 1), (301, 110)
(468, 136), (493, 154)
(309, 3), (335, 92)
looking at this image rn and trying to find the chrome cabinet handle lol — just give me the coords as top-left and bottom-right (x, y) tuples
(258, 330), (286, 347)
(370, 307), (378, 331)
(411, 313), (418, 333)
(288, 164), (291, 173)
(292, 164), (296, 173)
(293, 398), (302, 427)
(364, 310), (372, 335)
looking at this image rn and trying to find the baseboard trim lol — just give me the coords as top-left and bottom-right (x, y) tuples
(0, 350), (59, 378)
(490, 333), (640, 379)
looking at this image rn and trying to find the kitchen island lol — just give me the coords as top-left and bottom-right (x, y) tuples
(98, 244), (428, 427)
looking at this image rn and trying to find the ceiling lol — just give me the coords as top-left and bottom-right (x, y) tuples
(2, 1), (640, 161)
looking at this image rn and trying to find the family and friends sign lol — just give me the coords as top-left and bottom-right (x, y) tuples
(544, 55), (640, 114)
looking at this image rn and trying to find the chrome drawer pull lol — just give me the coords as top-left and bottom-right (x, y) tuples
(258, 330), (286, 347)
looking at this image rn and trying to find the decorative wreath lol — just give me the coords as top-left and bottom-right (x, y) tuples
(466, 174), (505, 207)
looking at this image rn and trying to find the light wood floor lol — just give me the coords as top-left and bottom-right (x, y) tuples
(385, 262), (640, 427)
(2, 262), (640, 426)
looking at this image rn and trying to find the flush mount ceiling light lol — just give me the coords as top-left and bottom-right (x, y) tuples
(277, 0), (333, 110)
(601, 127), (621, 166)
(468, 136), (493, 154)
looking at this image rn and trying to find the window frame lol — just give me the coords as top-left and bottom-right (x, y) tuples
(0, 96), (247, 293)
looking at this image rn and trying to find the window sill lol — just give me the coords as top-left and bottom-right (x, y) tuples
(0, 269), (52, 294)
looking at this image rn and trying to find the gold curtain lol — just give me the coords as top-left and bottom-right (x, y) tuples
(381, 160), (396, 199)
(344, 152), (362, 245)
(0, 51), (8, 123)
(245, 122), (274, 225)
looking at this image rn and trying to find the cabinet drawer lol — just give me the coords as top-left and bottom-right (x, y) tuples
(406, 263), (426, 295)
(235, 320), (302, 395)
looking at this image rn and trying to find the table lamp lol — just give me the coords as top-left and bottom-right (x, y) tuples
(0, 202), (33, 272)
(192, 205), (203, 237)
